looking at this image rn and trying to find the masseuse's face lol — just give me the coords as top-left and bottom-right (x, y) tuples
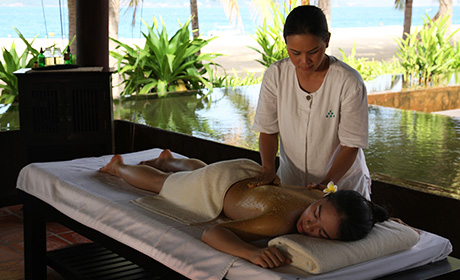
(296, 198), (340, 240)
(286, 33), (329, 74)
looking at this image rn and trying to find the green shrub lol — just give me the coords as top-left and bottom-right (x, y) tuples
(395, 14), (459, 87)
(110, 16), (223, 96)
(249, 1), (291, 68)
(339, 43), (403, 81)
(223, 70), (263, 88)
(0, 29), (39, 104)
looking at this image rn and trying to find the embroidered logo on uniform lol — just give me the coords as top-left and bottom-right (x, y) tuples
(326, 110), (335, 118)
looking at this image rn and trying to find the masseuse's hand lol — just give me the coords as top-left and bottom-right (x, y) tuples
(247, 170), (280, 188)
(249, 246), (291, 268)
(308, 182), (327, 191)
(390, 217), (421, 235)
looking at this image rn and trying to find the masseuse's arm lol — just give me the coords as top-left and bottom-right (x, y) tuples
(248, 132), (280, 188)
(201, 215), (289, 268)
(315, 145), (358, 188)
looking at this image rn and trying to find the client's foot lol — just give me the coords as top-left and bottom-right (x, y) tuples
(159, 149), (174, 159)
(100, 154), (124, 177)
(139, 149), (174, 169)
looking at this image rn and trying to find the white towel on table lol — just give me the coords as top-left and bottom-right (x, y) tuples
(268, 220), (420, 274)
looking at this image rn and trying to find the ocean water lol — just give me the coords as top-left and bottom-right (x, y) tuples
(0, 5), (458, 39)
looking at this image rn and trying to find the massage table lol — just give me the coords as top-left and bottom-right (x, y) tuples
(17, 148), (459, 279)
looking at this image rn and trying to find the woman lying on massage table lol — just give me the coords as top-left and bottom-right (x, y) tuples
(100, 149), (388, 269)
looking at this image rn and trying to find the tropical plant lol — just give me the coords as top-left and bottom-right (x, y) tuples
(204, 65), (228, 88)
(223, 69), (263, 87)
(249, 1), (293, 68)
(110, 16), (223, 96)
(395, 14), (459, 87)
(0, 43), (29, 104)
(339, 44), (403, 81)
(0, 29), (46, 104)
(338, 44), (374, 79)
(205, 68), (262, 89)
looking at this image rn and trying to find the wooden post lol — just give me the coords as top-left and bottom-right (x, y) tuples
(76, 0), (109, 70)
(23, 194), (47, 279)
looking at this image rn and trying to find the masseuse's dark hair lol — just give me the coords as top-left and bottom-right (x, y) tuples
(283, 5), (330, 43)
(327, 190), (389, 241)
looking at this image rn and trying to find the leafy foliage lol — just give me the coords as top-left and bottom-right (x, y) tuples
(223, 69), (263, 88)
(339, 43), (403, 81)
(395, 15), (459, 87)
(0, 29), (39, 104)
(249, 1), (291, 68)
(110, 16), (223, 96)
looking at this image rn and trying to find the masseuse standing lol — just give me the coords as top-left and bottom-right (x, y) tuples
(252, 5), (371, 200)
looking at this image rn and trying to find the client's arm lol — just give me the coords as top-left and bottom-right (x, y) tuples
(201, 214), (291, 268)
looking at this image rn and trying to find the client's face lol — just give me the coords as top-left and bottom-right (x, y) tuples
(296, 199), (340, 240)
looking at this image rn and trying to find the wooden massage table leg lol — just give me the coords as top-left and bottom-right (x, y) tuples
(22, 192), (47, 279)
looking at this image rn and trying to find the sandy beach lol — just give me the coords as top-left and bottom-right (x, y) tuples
(201, 25), (406, 77)
(203, 24), (460, 77)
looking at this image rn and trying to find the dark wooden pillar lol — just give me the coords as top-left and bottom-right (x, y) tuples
(23, 193), (47, 279)
(76, 0), (109, 70)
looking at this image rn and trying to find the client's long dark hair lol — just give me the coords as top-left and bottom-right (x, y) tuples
(327, 190), (389, 241)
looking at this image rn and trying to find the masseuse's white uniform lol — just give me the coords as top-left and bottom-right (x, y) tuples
(253, 56), (371, 200)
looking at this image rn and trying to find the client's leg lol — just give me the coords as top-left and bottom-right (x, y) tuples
(100, 155), (169, 193)
(139, 149), (207, 172)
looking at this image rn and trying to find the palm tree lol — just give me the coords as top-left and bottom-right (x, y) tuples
(215, 0), (246, 32)
(395, 0), (454, 40)
(394, 0), (413, 40)
(433, 0), (453, 34)
(68, 0), (76, 50)
(124, 0), (200, 38)
(190, 0), (200, 38)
